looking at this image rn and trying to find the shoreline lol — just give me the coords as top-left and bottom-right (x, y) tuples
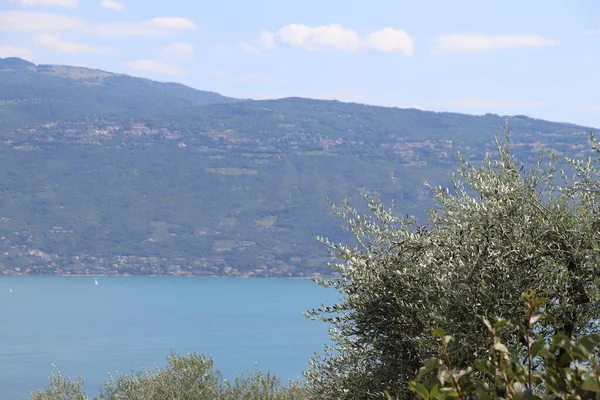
(0, 274), (318, 279)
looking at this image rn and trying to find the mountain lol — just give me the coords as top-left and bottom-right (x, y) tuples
(0, 58), (596, 277)
(0, 57), (240, 132)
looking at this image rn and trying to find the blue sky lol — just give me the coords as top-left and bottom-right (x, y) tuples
(1, 0), (599, 127)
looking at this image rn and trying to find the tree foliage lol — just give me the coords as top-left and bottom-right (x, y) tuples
(408, 291), (600, 400)
(30, 352), (306, 400)
(306, 126), (600, 399)
(31, 368), (87, 400)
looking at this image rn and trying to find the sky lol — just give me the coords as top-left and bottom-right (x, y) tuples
(1, 0), (600, 127)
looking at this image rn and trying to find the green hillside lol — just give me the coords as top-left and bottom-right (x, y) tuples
(0, 58), (596, 277)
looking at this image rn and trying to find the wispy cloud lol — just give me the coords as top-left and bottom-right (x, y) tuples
(431, 33), (559, 55)
(123, 59), (183, 75)
(586, 105), (600, 111)
(448, 96), (544, 110)
(161, 42), (194, 61)
(0, 45), (34, 59)
(586, 29), (600, 35)
(90, 17), (198, 37)
(0, 11), (85, 32)
(34, 33), (113, 54)
(0, 11), (197, 38)
(8, 0), (78, 8)
(240, 24), (413, 55)
(238, 42), (260, 55)
(100, 0), (124, 11)
(238, 31), (275, 55)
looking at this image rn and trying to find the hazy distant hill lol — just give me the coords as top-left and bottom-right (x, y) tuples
(0, 57), (240, 131)
(0, 58), (596, 277)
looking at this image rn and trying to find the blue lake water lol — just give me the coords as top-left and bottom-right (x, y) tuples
(0, 276), (338, 400)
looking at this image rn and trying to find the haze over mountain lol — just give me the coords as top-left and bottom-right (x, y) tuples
(0, 58), (597, 277)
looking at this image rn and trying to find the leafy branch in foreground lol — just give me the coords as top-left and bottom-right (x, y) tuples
(408, 291), (600, 400)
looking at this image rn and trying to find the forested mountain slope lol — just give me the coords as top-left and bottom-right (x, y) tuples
(0, 58), (595, 276)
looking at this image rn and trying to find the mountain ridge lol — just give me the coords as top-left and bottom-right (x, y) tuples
(1, 57), (593, 130)
(0, 57), (241, 132)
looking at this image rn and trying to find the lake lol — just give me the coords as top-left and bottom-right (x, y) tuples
(0, 276), (338, 400)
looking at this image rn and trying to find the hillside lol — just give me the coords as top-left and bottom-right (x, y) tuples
(0, 58), (597, 277)
(0, 57), (239, 132)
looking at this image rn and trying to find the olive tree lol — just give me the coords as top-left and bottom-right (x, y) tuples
(409, 292), (600, 400)
(31, 368), (87, 400)
(30, 352), (306, 400)
(305, 126), (600, 399)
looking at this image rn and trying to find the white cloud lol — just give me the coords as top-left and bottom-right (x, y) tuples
(0, 45), (34, 59)
(449, 96), (543, 110)
(0, 12), (196, 38)
(431, 33), (560, 55)
(161, 42), (194, 61)
(0, 11), (85, 32)
(90, 17), (198, 37)
(586, 105), (600, 111)
(242, 24), (413, 55)
(0, 12), (197, 37)
(277, 24), (361, 52)
(100, 0), (124, 11)
(586, 29), (600, 35)
(8, 0), (77, 8)
(34, 33), (113, 54)
(123, 59), (183, 75)
(364, 27), (413, 55)
(238, 30), (276, 55)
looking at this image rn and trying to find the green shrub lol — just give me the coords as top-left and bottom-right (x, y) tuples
(30, 352), (307, 400)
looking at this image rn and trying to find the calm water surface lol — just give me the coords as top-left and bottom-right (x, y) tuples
(0, 277), (338, 400)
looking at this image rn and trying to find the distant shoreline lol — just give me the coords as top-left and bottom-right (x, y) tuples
(1, 274), (317, 280)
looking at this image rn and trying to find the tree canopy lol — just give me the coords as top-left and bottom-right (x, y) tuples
(306, 127), (600, 399)
(31, 352), (306, 400)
